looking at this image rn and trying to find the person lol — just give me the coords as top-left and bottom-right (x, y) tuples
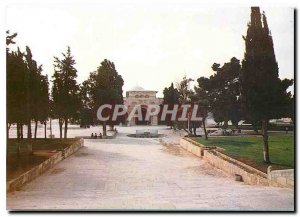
(91, 133), (94, 138)
(99, 133), (102, 139)
(114, 128), (118, 133)
(95, 133), (97, 138)
(285, 127), (289, 134)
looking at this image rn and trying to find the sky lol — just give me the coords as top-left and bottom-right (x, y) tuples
(5, 3), (294, 97)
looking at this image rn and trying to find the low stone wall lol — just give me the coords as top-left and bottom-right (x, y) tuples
(268, 168), (294, 188)
(203, 150), (270, 186)
(7, 139), (84, 192)
(180, 137), (222, 157)
(180, 137), (293, 188)
(180, 138), (204, 157)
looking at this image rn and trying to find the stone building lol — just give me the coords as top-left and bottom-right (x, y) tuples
(124, 85), (163, 126)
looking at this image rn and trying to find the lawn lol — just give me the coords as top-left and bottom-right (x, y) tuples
(193, 134), (294, 173)
(7, 138), (80, 181)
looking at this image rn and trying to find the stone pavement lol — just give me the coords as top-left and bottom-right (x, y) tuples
(7, 126), (294, 210)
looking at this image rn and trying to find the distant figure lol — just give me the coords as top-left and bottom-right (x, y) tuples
(91, 133), (94, 138)
(114, 128), (118, 133)
(99, 133), (102, 139)
(95, 133), (97, 138)
(286, 127), (289, 134)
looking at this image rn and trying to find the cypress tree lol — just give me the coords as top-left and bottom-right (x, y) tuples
(241, 7), (293, 163)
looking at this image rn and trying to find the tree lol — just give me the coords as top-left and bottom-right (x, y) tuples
(209, 57), (242, 129)
(241, 7), (293, 163)
(175, 76), (195, 133)
(87, 59), (124, 136)
(176, 76), (194, 104)
(79, 80), (93, 128)
(24, 46), (45, 139)
(7, 46), (27, 139)
(39, 75), (50, 139)
(194, 77), (211, 139)
(7, 32), (49, 140)
(162, 83), (179, 128)
(6, 30), (17, 46)
(51, 46), (80, 139)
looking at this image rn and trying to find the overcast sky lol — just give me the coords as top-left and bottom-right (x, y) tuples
(6, 3), (294, 97)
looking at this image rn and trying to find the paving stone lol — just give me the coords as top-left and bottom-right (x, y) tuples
(7, 126), (294, 210)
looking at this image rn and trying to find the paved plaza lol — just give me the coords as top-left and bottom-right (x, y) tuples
(7, 126), (294, 210)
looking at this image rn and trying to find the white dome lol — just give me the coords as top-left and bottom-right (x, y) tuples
(129, 85), (145, 91)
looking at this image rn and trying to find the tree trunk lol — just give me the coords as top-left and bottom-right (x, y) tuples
(193, 124), (197, 136)
(109, 123), (114, 131)
(103, 121), (107, 137)
(34, 120), (38, 139)
(64, 118), (68, 139)
(44, 122), (47, 139)
(59, 118), (63, 139)
(21, 124), (23, 139)
(223, 118), (228, 129)
(262, 120), (270, 163)
(16, 123), (20, 139)
(50, 118), (52, 137)
(7, 123), (11, 139)
(27, 122), (33, 154)
(202, 118), (208, 140)
(27, 121), (32, 139)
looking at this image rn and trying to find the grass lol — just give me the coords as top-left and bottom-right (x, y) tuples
(7, 138), (79, 152)
(192, 134), (294, 173)
(7, 138), (80, 181)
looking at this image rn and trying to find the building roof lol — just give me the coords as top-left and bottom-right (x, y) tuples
(129, 85), (145, 91)
(126, 85), (158, 93)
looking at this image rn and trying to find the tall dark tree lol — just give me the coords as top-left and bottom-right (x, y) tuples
(51, 46), (80, 139)
(162, 83), (179, 128)
(7, 31), (49, 143)
(7, 46), (27, 139)
(39, 75), (50, 139)
(79, 80), (93, 128)
(241, 7), (293, 163)
(87, 59), (124, 136)
(194, 77), (211, 139)
(24, 46), (44, 139)
(209, 57), (242, 129)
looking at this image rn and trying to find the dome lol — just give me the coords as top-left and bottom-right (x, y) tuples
(129, 85), (145, 91)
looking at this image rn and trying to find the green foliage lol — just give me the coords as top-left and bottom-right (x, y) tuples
(89, 59), (124, 107)
(195, 57), (242, 129)
(6, 31), (49, 139)
(51, 46), (80, 138)
(163, 82), (179, 105)
(241, 8), (293, 122)
(83, 59), (124, 135)
(162, 83), (179, 127)
(240, 7), (293, 163)
(176, 76), (194, 104)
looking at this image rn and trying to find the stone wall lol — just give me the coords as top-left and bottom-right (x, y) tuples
(180, 137), (294, 188)
(268, 168), (294, 188)
(7, 138), (84, 192)
(179, 137), (224, 157)
(203, 150), (270, 186)
(179, 138), (204, 157)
